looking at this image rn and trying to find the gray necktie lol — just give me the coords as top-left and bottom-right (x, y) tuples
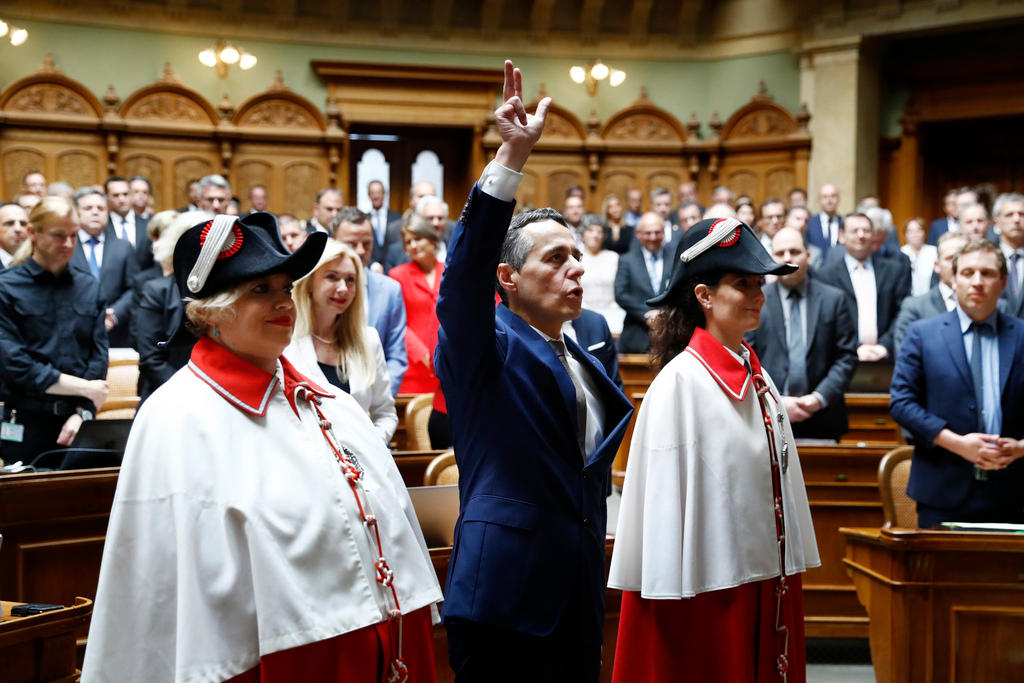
(787, 290), (808, 396)
(550, 339), (588, 458)
(1010, 252), (1021, 299)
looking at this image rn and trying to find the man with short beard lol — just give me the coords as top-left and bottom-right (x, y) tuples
(70, 188), (139, 347)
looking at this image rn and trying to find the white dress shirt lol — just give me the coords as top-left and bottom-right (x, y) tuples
(845, 253), (877, 344)
(79, 229), (105, 268)
(112, 210), (136, 246)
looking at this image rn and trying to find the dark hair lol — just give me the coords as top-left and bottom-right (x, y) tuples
(496, 207), (569, 302)
(332, 206), (370, 231)
(129, 175), (152, 192)
(105, 175), (128, 192)
(759, 197), (784, 216)
(565, 185), (585, 199)
(315, 187), (342, 204)
(650, 270), (726, 369)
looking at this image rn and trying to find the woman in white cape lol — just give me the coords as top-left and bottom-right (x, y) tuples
(285, 239), (397, 445)
(608, 217), (820, 683)
(83, 213), (442, 683)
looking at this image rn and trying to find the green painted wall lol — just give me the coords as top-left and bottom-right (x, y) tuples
(1, 19), (801, 136)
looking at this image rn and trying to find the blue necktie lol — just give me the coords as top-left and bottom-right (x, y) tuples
(87, 237), (101, 279)
(787, 290), (808, 396)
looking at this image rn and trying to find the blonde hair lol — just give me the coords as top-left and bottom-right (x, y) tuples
(184, 282), (246, 337)
(146, 209), (179, 242)
(292, 239), (375, 384)
(13, 196), (77, 266)
(153, 210), (212, 270)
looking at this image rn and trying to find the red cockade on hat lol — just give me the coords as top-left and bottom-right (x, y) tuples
(199, 219), (243, 259)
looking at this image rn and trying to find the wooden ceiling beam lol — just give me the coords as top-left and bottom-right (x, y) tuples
(581, 0), (606, 45)
(531, 0), (556, 41)
(629, 0), (654, 44)
(481, 0), (505, 41)
(432, 0), (455, 37)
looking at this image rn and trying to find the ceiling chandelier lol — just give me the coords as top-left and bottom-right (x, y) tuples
(198, 40), (257, 78)
(569, 60), (625, 96)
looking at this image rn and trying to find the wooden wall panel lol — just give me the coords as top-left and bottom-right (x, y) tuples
(2, 61), (811, 228)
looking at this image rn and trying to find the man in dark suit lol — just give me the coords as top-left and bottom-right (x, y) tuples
(104, 176), (152, 270)
(891, 240), (1024, 528)
(927, 188), (960, 246)
(614, 212), (671, 354)
(567, 307), (622, 388)
(377, 181), (440, 269)
(72, 188), (139, 348)
(806, 183), (842, 253)
(436, 61), (632, 682)
(816, 212), (910, 361)
(366, 180), (402, 267)
(995, 192), (1024, 318)
(651, 188), (682, 247)
(893, 231), (968, 354)
(746, 227), (858, 440)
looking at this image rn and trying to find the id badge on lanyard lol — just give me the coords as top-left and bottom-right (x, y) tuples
(1, 409), (25, 444)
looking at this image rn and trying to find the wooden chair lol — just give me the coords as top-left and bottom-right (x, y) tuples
(403, 393), (434, 452)
(878, 445), (916, 528)
(424, 449), (458, 486)
(100, 358), (140, 419)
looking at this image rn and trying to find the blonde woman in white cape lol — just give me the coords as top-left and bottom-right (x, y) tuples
(608, 217), (820, 683)
(286, 239), (397, 445)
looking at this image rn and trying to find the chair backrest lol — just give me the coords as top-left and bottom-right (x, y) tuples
(424, 449), (458, 486)
(105, 358), (139, 399)
(404, 393), (434, 451)
(878, 445), (916, 528)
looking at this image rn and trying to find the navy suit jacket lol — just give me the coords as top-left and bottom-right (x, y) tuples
(613, 243), (672, 354)
(816, 254), (911, 356)
(369, 209), (403, 267)
(890, 311), (1024, 510)
(927, 217), (952, 246)
(70, 236), (139, 348)
(133, 274), (195, 403)
(806, 212), (842, 253)
(365, 270), (408, 396)
(746, 279), (858, 440)
(104, 213), (152, 271)
(435, 185), (632, 640)
(570, 308), (622, 389)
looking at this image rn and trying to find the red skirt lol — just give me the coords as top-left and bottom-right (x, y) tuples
(612, 575), (805, 683)
(227, 605), (436, 683)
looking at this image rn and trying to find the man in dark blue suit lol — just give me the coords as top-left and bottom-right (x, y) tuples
(104, 176), (152, 270)
(71, 189), (138, 348)
(805, 183), (842, 253)
(891, 240), (1024, 529)
(435, 61), (632, 683)
(613, 212), (672, 353)
(926, 188), (961, 246)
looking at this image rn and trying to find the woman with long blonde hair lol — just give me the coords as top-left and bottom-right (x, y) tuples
(286, 239), (397, 444)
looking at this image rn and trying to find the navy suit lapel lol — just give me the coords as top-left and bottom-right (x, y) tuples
(765, 284), (787, 350)
(940, 312), (973, 390)
(497, 307), (581, 449)
(805, 281), (823, 348)
(997, 313), (1015, 397)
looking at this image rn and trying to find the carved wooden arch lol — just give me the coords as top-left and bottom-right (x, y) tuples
(600, 92), (687, 143)
(719, 84), (804, 141)
(0, 55), (104, 119)
(233, 72), (327, 131)
(119, 64), (219, 127)
(527, 97), (587, 142)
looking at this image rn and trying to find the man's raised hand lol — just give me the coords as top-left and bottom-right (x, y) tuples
(494, 60), (551, 173)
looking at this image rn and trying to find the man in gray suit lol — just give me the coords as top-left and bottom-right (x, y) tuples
(746, 228), (858, 440)
(614, 212), (671, 353)
(893, 231), (967, 354)
(996, 192), (1024, 317)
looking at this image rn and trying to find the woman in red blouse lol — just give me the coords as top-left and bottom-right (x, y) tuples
(389, 213), (449, 447)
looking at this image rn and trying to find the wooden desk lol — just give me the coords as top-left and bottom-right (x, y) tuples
(0, 597), (92, 682)
(843, 393), (904, 444)
(842, 527), (1024, 683)
(392, 449), (447, 488)
(390, 394), (415, 450)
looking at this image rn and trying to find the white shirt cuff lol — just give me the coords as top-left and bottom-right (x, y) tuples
(478, 161), (522, 203)
(812, 391), (827, 409)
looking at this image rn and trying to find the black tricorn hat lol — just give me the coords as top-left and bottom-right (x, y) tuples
(173, 212), (327, 299)
(647, 217), (796, 306)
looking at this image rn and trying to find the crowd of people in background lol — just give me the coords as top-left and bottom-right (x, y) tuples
(2, 165), (1024, 455)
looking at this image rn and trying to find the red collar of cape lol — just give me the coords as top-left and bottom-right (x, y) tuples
(188, 336), (333, 417)
(684, 327), (764, 402)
